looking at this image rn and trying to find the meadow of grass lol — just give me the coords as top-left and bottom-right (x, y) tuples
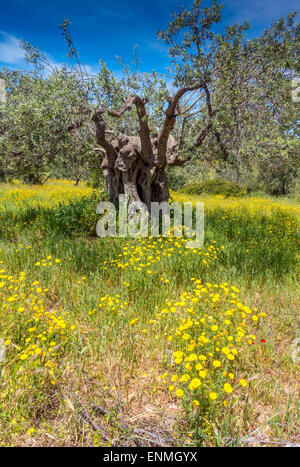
(0, 180), (299, 446)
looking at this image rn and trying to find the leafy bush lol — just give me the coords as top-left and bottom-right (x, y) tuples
(166, 162), (207, 191)
(0, 187), (110, 240)
(182, 179), (247, 198)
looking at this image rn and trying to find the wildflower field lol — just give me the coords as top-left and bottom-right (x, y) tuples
(0, 180), (299, 446)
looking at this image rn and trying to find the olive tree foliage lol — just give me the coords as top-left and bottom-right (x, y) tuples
(0, 62), (95, 184)
(203, 13), (299, 192)
(160, 2), (299, 194)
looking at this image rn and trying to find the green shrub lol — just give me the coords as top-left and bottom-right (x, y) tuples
(182, 179), (247, 198)
(166, 167), (189, 191)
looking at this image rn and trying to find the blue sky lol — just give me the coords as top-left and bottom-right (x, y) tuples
(0, 0), (299, 75)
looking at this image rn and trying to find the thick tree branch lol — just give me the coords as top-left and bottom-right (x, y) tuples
(105, 95), (153, 165)
(194, 89), (229, 156)
(203, 83), (228, 160)
(195, 120), (213, 146)
(91, 110), (116, 168)
(179, 96), (204, 116)
(157, 84), (201, 168)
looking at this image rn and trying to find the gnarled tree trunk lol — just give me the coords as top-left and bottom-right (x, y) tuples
(92, 87), (199, 211)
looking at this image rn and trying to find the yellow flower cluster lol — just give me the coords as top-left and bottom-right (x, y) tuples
(171, 190), (300, 220)
(154, 278), (266, 408)
(0, 265), (76, 405)
(104, 234), (221, 272)
(0, 180), (93, 212)
(87, 293), (128, 317)
(35, 256), (61, 267)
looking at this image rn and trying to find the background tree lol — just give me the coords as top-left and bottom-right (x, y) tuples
(159, 2), (299, 193)
(0, 64), (94, 184)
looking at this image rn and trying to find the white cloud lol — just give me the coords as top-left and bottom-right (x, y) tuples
(79, 63), (100, 76)
(0, 31), (68, 74)
(144, 40), (169, 57)
(0, 31), (100, 76)
(0, 31), (24, 64)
